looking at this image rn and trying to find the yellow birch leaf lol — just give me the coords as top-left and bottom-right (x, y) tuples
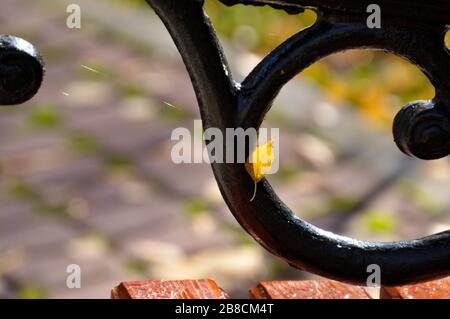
(245, 139), (274, 202)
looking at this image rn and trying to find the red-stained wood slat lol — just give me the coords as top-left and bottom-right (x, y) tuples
(381, 277), (450, 299)
(111, 279), (230, 299)
(249, 280), (371, 299)
(112, 277), (450, 299)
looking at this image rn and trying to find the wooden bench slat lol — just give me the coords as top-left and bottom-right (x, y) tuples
(111, 279), (230, 299)
(249, 280), (371, 299)
(381, 277), (450, 299)
(112, 277), (450, 299)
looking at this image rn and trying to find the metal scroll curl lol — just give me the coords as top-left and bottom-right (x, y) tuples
(146, 0), (450, 285)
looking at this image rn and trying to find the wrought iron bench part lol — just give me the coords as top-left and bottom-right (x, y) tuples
(219, 0), (450, 25)
(146, 0), (450, 285)
(0, 35), (44, 105)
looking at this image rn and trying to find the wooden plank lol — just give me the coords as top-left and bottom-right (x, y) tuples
(381, 277), (450, 299)
(111, 279), (230, 299)
(112, 277), (450, 299)
(249, 280), (371, 299)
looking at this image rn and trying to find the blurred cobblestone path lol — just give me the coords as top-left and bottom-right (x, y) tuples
(0, 0), (448, 298)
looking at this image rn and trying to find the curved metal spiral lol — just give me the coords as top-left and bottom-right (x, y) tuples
(0, 35), (45, 105)
(393, 101), (450, 160)
(146, 0), (450, 286)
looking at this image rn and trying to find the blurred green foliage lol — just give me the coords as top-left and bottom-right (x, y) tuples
(273, 166), (301, 182)
(123, 259), (150, 276)
(28, 104), (61, 128)
(160, 103), (189, 121)
(397, 181), (443, 216)
(16, 286), (47, 299)
(9, 181), (40, 201)
(104, 155), (133, 172)
(184, 199), (209, 218)
(9, 180), (71, 221)
(69, 134), (100, 155)
(205, 2), (316, 53)
(38, 204), (71, 220)
(117, 82), (148, 98)
(363, 209), (397, 234)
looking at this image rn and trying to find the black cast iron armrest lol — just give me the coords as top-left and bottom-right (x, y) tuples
(146, 0), (450, 285)
(220, 0), (450, 25)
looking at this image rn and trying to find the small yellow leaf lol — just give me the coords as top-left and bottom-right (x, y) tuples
(245, 139), (274, 202)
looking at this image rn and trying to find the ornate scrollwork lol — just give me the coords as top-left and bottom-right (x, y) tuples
(146, 0), (450, 285)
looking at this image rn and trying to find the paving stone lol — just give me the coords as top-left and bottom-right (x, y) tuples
(66, 106), (174, 156)
(140, 141), (215, 197)
(8, 254), (124, 292)
(25, 157), (101, 192)
(0, 214), (76, 252)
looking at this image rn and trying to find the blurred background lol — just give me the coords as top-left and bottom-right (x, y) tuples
(0, 0), (449, 298)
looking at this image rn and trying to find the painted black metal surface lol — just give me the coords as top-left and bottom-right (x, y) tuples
(0, 35), (44, 105)
(146, 0), (450, 285)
